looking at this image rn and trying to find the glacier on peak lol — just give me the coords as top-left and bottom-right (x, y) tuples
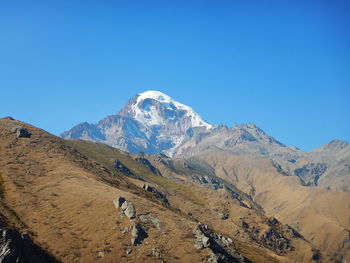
(122, 90), (212, 129)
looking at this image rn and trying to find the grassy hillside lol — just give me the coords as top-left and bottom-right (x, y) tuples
(0, 118), (339, 263)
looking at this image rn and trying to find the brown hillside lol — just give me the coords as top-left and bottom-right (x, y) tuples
(193, 149), (350, 262)
(0, 118), (338, 263)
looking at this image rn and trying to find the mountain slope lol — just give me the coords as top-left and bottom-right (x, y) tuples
(189, 148), (350, 262)
(172, 124), (350, 193)
(0, 118), (335, 263)
(61, 139), (340, 263)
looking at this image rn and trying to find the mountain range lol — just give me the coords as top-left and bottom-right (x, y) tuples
(62, 91), (350, 193)
(1, 91), (348, 262)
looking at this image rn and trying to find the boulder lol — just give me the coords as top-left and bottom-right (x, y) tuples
(113, 196), (126, 209)
(16, 128), (30, 138)
(130, 223), (148, 246)
(121, 201), (136, 219)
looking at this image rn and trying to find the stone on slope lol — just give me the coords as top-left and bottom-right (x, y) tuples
(112, 196), (126, 209)
(121, 201), (136, 219)
(16, 128), (30, 138)
(130, 223), (148, 246)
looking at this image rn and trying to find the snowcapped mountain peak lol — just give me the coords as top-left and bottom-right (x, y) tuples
(62, 90), (212, 155)
(119, 90), (212, 129)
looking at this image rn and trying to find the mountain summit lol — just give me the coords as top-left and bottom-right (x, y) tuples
(61, 91), (212, 155)
(118, 91), (211, 129)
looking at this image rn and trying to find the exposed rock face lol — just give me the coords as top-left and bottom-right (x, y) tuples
(294, 163), (327, 186)
(0, 226), (58, 263)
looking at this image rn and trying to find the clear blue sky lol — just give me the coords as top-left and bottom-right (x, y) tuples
(1, 0), (349, 150)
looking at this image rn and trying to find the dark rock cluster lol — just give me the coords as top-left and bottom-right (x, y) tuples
(142, 184), (169, 205)
(193, 224), (252, 263)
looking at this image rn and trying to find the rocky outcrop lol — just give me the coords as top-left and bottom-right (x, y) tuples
(260, 228), (291, 252)
(113, 196), (136, 219)
(114, 160), (145, 181)
(121, 201), (136, 219)
(114, 160), (134, 176)
(238, 217), (301, 255)
(294, 163), (328, 186)
(191, 175), (224, 190)
(16, 128), (30, 138)
(190, 175), (249, 208)
(9, 126), (30, 138)
(0, 226), (58, 263)
(142, 184), (169, 205)
(193, 224), (251, 263)
(135, 156), (162, 176)
(113, 196), (126, 209)
(113, 197), (149, 246)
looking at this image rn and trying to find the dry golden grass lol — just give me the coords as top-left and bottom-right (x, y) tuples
(196, 149), (350, 262)
(0, 119), (339, 263)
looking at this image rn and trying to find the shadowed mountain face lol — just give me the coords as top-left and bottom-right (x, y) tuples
(62, 91), (350, 193)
